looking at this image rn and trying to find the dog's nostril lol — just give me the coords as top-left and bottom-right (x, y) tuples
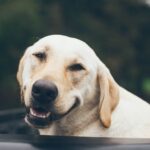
(46, 91), (54, 97)
(32, 80), (58, 102)
(32, 86), (41, 95)
(46, 89), (58, 100)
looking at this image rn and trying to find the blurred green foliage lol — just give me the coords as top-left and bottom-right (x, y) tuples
(0, 0), (149, 110)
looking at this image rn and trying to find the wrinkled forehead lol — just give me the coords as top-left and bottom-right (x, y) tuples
(30, 35), (97, 65)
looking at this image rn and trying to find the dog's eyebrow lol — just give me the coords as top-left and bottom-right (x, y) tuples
(68, 59), (82, 66)
(33, 45), (49, 53)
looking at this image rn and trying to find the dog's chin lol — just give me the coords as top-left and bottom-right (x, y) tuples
(25, 99), (79, 129)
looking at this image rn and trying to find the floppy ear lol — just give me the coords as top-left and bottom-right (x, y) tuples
(17, 48), (30, 102)
(97, 61), (119, 128)
(17, 54), (26, 102)
(17, 55), (25, 87)
(17, 48), (30, 86)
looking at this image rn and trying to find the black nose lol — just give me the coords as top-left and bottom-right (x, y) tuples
(32, 80), (58, 103)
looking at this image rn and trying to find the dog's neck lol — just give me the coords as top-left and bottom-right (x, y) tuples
(39, 97), (100, 136)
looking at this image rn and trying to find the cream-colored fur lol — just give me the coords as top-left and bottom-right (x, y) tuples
(17, 35), (150, 138)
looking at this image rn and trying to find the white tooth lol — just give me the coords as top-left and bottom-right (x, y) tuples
(46, 112), (51, 118)
(30, 108), (38, 117)
(30, 108), (34, 116)
(42, 114), (46, 118)
(30, 108), (51, 118)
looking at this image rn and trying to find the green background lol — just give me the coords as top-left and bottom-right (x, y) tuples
(0, 0), (149, 110)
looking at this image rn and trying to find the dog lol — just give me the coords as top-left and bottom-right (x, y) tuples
(17, 35), (150, 138)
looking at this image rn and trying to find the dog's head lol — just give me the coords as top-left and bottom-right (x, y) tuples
(17, 35), (119, 129)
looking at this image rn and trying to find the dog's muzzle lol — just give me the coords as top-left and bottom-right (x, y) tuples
(25, 79), (59, 128)
(25, 79), (80, 128)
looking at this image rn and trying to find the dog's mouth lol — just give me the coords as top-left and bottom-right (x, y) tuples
(25, 106), (52, 128)
(25, 99), (79, 128)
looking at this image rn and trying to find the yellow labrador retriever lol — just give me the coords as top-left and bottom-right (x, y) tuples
(17, 35), (150, 138)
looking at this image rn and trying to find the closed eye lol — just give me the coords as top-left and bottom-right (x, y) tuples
(33, 52), (46, 60)
(68, 63), (85, 71)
